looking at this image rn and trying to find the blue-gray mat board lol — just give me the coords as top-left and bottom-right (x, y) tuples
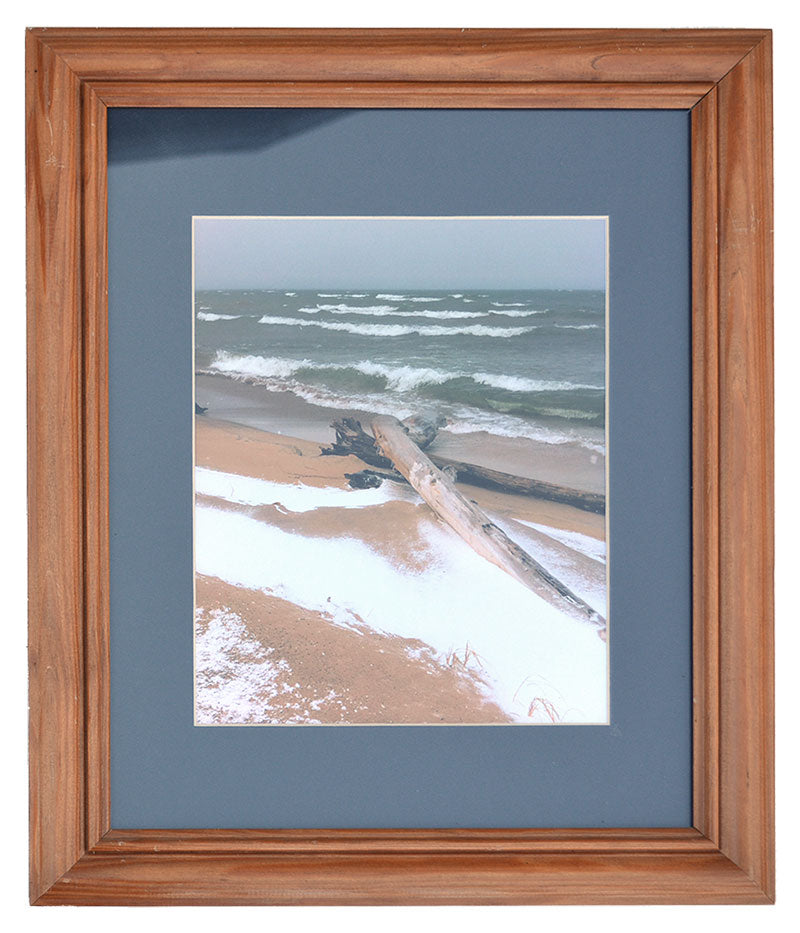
(108, 108), (691, 828)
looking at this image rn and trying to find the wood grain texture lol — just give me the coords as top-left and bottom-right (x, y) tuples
(38, 849), (768, 906)
(26, 27), (774, 906)
(26, 32), (86, 901)
(81, 85), (110, 848)
(716, 33), (775, 901)
(692, 87), (721, 847)
(30, 28), (766, 83)
(93, 827), (716, 855)
(89, 80), (714, 109)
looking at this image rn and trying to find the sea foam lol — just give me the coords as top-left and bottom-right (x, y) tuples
(208, 351), (599, 394)
(197, 311), (242, 321)
(314, 304), (399, 313)
(257, 316), (537, 338)
(376, 294), (444, 302)
(296, 306), (487, 320)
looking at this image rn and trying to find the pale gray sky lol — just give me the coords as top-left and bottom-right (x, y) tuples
(193, 216), (606, 291)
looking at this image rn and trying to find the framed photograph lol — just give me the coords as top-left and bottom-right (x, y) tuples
(192, 213), (610, 727)
(27, 28), (773, 904)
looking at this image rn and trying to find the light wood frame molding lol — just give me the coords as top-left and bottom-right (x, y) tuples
(26, 28), (774, 905)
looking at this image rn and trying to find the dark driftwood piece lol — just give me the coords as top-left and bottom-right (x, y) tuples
(321, 417), (395, 469)
(371, 416), (606, 630)
(343, 470), (382, 489)
(344, 468), (403, 489)
(321, 417), (605, 514)
(431, 456), (605, 515)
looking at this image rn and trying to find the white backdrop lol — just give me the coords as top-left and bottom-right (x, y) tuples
(3, 2), (796, 929)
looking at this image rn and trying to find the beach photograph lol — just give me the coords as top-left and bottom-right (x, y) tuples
(193, 216), (608, 726)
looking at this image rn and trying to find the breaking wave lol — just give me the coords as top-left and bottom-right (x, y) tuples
(257, 316), (536, 338)
(197, 311), (242, 322)
(207, 352), (600, 394)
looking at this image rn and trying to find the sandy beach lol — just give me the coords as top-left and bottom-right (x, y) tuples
(194, 392), (608, 726)
(196, 371), (605, 494)
(191, 226), (608, 725)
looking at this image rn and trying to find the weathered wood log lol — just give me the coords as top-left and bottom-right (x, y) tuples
(400, 412), (446, 450)
(344, 470), (384, 489)
(320, 414), (443, 462)
(429, 455), (605, 515)
(344, 469), (406, 489)
(320, 417), (395, 469)
(364, 468), (406, 484)
(371, 416), (605, 630)
(321, 417), (605, 514)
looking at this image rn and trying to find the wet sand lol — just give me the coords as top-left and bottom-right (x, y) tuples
(195, 371), (605, 494)
(195, 415), (605, 542)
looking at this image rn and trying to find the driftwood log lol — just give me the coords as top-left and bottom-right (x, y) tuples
(344, 468), (404, 489)
(429, 456), (604, 515)
(399, 412), (446, 450)
(321, 417), (604, 515)
(321, 417), (395, 469)
(371, 416), (605, 631)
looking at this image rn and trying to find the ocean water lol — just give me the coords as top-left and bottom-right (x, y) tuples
(195, 288), (605, 453)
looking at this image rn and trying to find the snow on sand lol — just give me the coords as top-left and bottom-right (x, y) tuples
(196, 478), (607, 723)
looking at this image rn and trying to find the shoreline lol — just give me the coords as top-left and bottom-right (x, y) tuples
(196, 370), (606, 494)
(194, 416), (608, 724)
(195, 416), (605, 541)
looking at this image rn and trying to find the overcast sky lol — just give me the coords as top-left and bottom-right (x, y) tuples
(193, 216), (606, 291)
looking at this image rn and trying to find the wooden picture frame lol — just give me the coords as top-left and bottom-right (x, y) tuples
(26, 28), (774, 905)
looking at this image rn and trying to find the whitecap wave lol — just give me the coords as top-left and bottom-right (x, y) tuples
(376, 294), (444, 302)
(208, 353), (313, 380)
(442, 412), (604, 449)
(294, 304), (546, 320)
(473, 372), (602, 392)
(197, 311), (242, 322)
(314, 304), (398, 313)
(257, 315), (536, 338)
(488, 309), (547, 318)
(297, 305), (486, 320)
(207, 352), (600, 395)
(202, 356), (605, 452)
(205, 353), (451, 391)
